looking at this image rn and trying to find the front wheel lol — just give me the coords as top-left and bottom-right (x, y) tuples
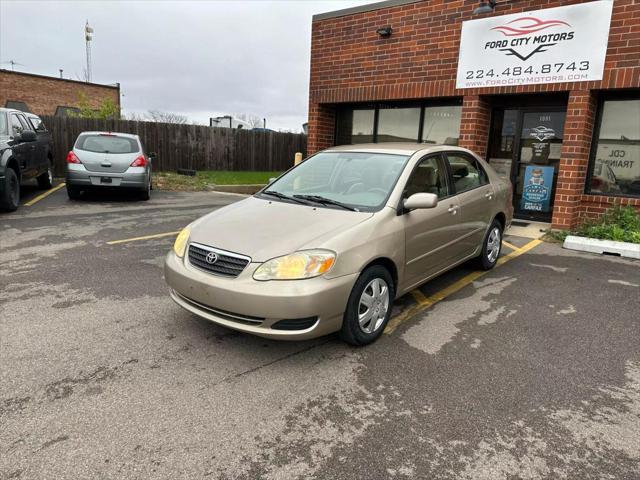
(37, 164), (53, 189)
(0, 168), (20, 212)
(474, 219), (503, 270)
(340, 265), (395, 346)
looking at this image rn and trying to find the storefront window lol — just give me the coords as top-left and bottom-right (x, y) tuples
(335, 108), (375, 145)
(422, 106), (462, 145)
(335, 101), (462, 147)
(377, 106), (420, 143)
(588, 97), (640, 197)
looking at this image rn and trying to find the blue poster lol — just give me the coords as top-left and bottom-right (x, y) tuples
(520, 165), (555, 213)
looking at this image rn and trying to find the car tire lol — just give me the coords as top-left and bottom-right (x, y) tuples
(67, 185), (81, 200)
(474, 219), (503, 271)
(37, 163), (53, 189)
(139, 174), (151, 201)
(340, 265), (395, 346)
(0, 168), (20, 212)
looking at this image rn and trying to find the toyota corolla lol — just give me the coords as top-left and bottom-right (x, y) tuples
(164, 144), (513, 345)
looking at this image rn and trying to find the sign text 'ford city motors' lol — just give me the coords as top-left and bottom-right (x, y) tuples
(456, 1), (613, 89)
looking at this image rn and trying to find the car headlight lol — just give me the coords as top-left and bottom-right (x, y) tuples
(253, 250), (336, 281)
(173, 227), (190, 257)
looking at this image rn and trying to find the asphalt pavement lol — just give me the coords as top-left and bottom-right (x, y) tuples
(1, 184), (639, 479)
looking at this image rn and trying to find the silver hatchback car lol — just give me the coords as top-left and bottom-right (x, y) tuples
(165, 144), (513, 346)
(65, 131), (154, 200)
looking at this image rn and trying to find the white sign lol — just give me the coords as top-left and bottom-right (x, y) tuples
(456, 1), (613, 89)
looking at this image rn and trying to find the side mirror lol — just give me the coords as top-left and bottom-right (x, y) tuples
(268, 177), (277, 184)
(20, 130), (37, 142)
(403, 192), (438, 211)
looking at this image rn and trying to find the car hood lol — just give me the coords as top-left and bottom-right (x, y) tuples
(188, 196), (374, 262)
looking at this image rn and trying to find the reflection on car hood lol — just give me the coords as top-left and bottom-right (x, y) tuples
(189, 196), (373, 262)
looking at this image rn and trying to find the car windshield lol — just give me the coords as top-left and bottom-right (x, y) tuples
(261, 151), (410, 211)
(76, 134), (139, 154)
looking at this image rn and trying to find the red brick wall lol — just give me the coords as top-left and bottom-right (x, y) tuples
(458, 95), (491, 156)
(0, 70), (120, 116)
(308, 0), (640, 227)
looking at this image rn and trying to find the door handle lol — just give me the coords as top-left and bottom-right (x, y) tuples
(448, 205), (459, 215)
(485, 192), (494, 199)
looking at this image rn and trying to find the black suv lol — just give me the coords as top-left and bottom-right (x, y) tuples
(0, 107), (55, 211)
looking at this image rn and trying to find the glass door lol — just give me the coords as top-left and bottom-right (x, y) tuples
(514, 111), (566, 221)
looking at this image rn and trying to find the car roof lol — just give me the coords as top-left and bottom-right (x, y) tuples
(79, 131), (140, 139)
(322, 143), (471, 156)
(0, 107), (30, 115)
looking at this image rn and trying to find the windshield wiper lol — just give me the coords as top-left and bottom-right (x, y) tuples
(262, 190), (312, 205)
(293, 194), (358, 212)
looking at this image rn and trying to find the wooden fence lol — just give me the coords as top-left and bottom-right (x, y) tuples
(41, 115), (307, 175)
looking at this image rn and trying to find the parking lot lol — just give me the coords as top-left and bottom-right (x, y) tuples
(1, 184), (639, 479)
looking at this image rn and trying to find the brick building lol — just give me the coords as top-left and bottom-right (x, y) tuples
(308, 0), (640, 229)
(0, 69), (120, 117)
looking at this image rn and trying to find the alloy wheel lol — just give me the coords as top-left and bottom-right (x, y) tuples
(487, 227), (501, 263)
(358, 278), (390, 334)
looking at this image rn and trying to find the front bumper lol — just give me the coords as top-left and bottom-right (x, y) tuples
(164, 250), (358, 340)
(66, 164), (148, 189)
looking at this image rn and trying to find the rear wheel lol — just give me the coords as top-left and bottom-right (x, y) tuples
(474, 219), (503, 270)
(37, 163), (53, 189)
(340, 265), (394, 346)
(67, 184), (81, 200)
(0, 168), (20, 212)
(139, 174), (151, 201)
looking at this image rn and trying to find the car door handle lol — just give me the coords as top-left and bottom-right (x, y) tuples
(448, 205), (459, 215)
(485, 192), (494, 199)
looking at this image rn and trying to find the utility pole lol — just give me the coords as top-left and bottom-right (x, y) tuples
(85, 21), (94, 82)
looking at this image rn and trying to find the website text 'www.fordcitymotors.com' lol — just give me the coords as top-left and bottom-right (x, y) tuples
(465, 73), (589, 87)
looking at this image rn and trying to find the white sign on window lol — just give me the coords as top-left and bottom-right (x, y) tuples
(456, 1), (613, 89)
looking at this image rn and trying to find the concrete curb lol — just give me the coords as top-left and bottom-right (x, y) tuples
(563, 235), (640, 259)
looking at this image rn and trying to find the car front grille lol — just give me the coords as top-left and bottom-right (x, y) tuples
(188, 242), (251, 278)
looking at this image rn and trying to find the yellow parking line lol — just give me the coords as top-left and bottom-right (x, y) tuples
(106, 231), (180, 245)
(384, 238), (542, 335)
(501, 240), (519, 251)
(410, 289), (430, 305)
(24, 182), (66, 207)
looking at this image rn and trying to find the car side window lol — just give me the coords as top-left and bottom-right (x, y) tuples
(9, 114), (23, 136)
(28, 116), (46, 132)
(403, 155), (450, 199)
(17, 115), (33, 132)
(446, 153), (488, 194)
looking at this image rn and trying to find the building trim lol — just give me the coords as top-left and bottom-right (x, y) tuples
(0, 69), (120, 90)
(313, 0), (423, 21)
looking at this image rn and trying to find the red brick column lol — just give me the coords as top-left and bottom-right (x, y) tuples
(458, 95), (491, 158)
(551, 90), (597, 230)
(307, 102), (336, 155)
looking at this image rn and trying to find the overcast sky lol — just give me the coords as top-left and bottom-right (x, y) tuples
(0, 0), (375, 131)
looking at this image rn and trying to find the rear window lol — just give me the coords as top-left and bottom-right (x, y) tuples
(76, 134), (139, 154)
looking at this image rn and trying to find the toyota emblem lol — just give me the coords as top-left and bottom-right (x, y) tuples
(205, 252), (218, 264)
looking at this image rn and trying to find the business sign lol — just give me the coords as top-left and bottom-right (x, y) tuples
(521, 165), (555, 213)
(456, 1), (613, 89)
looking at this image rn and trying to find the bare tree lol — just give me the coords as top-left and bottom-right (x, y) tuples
(235, 113), (265, 128)
(146, 110), (189, 124)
